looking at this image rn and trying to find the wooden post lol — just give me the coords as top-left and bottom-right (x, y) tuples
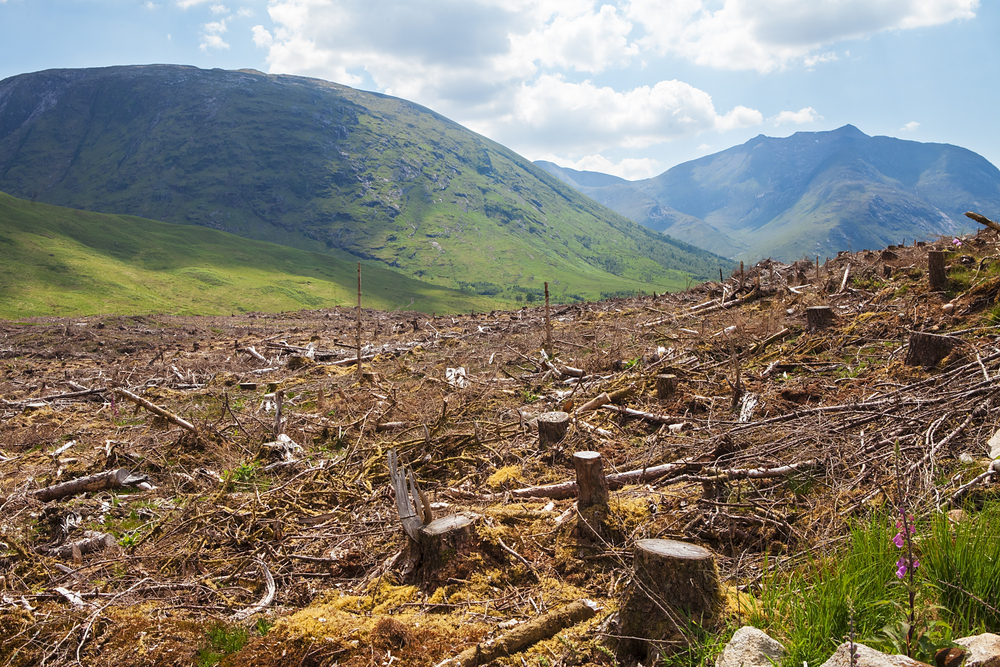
(928, 250), (947, 290)
(573, 451), (609, 541)
(815, 256), (820, 283)
(805, 306), (835, 333)
(905, 331), (958, 368)
(273, 389), (284, 438)
(573, 451), (609, 511)
(537, 411), (570, 446)
(617, 539), (724, 661)
(356, 262), (362, 382)
(544, 281), (552, 354)
(655, 374), (678, 400)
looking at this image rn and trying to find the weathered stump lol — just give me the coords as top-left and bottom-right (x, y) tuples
(537, 411), (570, 446)
(655, 374), (678, 400)
(617, 539), (724, 661)
(573, 451), (609, 541)
(416, 513), (481, 587)
(806, 306), (836, 333)
(905, 331), (958, 368)
(928, 250), (947, 290)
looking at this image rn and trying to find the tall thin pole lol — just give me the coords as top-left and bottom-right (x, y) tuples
(544, 281), (552, 355)
(356, 262), (362, 382)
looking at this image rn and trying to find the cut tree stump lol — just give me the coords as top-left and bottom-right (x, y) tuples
(416, 512), (481, 587)
(655, 374), (678, 400)
(573, 451), (609, 541)
(617, 539), (724, 661)
(537, 411), (570, 446)
(905, 331), (959, 368)
(805, 306), (836, 333)
(928, 250), (947, 290)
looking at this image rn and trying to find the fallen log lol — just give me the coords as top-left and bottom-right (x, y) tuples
(436, 599), (599, 667)
(47, 532), (117, 559)
(31, 468), (149, 502)
(112, 388), (198, 434)
(965, 211), (1000, 233)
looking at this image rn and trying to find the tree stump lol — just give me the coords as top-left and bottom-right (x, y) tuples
(905, 331), (958, 368)
(537, 411), (570, 446)
(416, 513), (481, 587)
(928, 250), (947, 290)
(617, 539), (724, 661)
(573, 451), (609, 541)
(805, 306), (835, 333)
(655, 374), (678, 400)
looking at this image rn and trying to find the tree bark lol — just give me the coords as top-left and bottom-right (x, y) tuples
(806, 306), (836, 333)
(31, 468), (147, 502)
(573, 451), (610, 541)
(655, 374), (678, 400)
(439, 599), (599, 667)
(928, 250), (947, 290)
(47, 532), (117, 559)
(617, 539), (724, 661)
(905, 331), (959, 368)
(417, 513), (480, 587)
(537, 411), (570, 446)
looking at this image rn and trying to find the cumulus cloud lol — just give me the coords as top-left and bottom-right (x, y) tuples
(210, 4), (229, 15)
(199, 19), (229, 51)
(237, 6), (254, 17)
(626, 0), (978, 72)
(901, 121), (920, 131)
(538, 153), (662, 180)
(771, 107), (823, 125)
(176, 0), (212, 8)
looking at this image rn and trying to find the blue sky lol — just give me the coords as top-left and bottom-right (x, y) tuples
(1, 0), (995, 180)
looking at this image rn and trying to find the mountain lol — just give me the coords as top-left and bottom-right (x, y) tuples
(538, 125), (1000, 262)
(0, 65), (733, 303)
(0, 190), (496, 318)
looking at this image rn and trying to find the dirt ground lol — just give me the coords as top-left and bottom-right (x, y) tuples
(3, 229), (1000, 667)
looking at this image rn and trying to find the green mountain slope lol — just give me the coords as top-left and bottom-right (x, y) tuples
(542, 125), (1000, 262)
(0, 191), (497, 318)
(0, 65), (733, 300)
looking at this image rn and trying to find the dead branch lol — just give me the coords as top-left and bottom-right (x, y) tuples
(112, 387), (198, 434)
(436, 599), (599, 667)
(31, 468), (148, 502)
(233, 556), (276, 620)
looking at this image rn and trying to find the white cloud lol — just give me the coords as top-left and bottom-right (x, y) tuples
(716, 105), (765, 131)
(210, 4), (229, 15)
(251, 25), (273, 48)
(538, 153), (661, 180)
(510, 5), (639, 73)
(697, 143), (711, 152)
(771, 107), (823, 125)
(237, 7), (255, 17)
(176, 0), (212, 8)
(626, 0), (979, 72)
(199, 19), (229, 51)
(901, 121), (920, 131)
(143, 2), (159, 9)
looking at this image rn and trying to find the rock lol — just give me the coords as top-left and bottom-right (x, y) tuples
(935, 647), (966, 667)
(956, 633), (1000, 667)
(987, 428), (1000, 459)
(716, 626), (785, 667)
(820, 642), (932, 667)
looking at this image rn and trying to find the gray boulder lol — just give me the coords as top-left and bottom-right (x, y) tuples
(820, 642), (931, 667)
(956, 633), (1000, 667)
(716, 626), (785, 667)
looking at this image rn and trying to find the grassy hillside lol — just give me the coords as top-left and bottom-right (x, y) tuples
(0, 191), (499, 318)
(0, 66), (733, 299)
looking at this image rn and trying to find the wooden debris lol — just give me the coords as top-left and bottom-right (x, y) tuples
(655, 373), (678, 399)
(928, 250), (947, 290)
(617, 539), (724, 660)
(48, 532), (117, 560)
(112, 387), (198, 434)
(537, 411), (570, 446)
(31, 468), (148, 502)
(905, 331), (959, 367)
(806, 306), (836, 333)
(437, 599), (599, 667)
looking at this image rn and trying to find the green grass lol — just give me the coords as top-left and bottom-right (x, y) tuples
(0, 191), (497, 317)
(750, 503), (1000, 666)
(0, 66), (734, 302)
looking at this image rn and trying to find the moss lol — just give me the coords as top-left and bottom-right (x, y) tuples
(486, 465), (522, 489)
